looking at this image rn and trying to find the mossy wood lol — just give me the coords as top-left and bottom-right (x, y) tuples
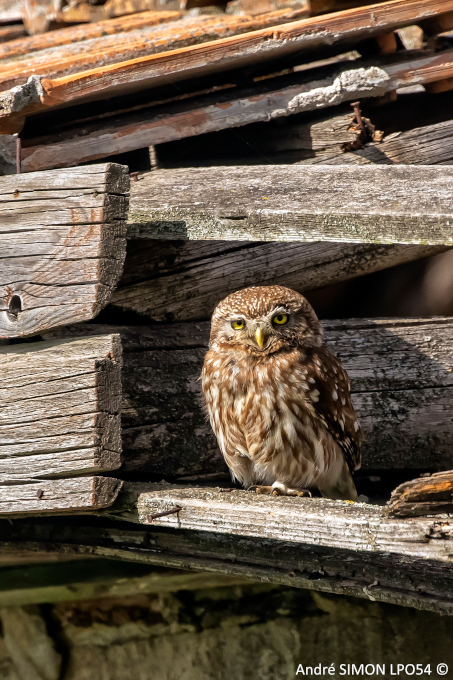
(0, 163), (129, 338)
(128, 165), (453, 244)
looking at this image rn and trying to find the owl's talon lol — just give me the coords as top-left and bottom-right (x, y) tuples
(271, 482), (312, 497)
(248, 485), (274, 494)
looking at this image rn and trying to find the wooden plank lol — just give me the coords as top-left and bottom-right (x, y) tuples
(0, 8), (311, 91)
(0, 335), (122, 482)
(43, 318), (453, 477)
(134, 485), (453, 563)
(302, 117), (453, 166)
(17, 49), (453, 170)
(0, 476), (123, 515)
(2, 514), (453, 614)
(0, 24), (26, 44)
(0, 11), (183, 61)
(387, 470), (453, 517)
(1, 0), (452, 132)
(0, 163), (129, 338)
(112, 240), (448, 322)
(127, 164), (453, 244)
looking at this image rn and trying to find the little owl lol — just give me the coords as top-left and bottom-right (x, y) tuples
(201, 285), (363, 501)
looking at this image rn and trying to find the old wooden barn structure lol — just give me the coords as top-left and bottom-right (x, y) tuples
(1, 0), (453, 675)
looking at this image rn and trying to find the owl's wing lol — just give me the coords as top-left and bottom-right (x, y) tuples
(304, 346), (363, 472)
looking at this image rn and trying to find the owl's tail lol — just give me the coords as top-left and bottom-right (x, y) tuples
(318, 460), (358, 502)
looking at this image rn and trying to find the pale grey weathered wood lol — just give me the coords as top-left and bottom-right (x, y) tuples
(135, 485), (453, 562)
(113, 239), (448, 322)
(43, 318), (453, 476)
(0, 163), (129, 338)
(0, 476), (123, 515)
(128, 165), (453, 244)
(0, 335), (122, 484)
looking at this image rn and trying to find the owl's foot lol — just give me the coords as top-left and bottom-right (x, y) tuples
(271, 482), (312, 497)
(247, 482), (312, 497)
(247, 485), (274, 494)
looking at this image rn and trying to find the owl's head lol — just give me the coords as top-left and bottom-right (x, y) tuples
(209, 285), (323, 355)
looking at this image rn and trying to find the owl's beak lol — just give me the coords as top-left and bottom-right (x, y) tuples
(254, 327), (265, 348)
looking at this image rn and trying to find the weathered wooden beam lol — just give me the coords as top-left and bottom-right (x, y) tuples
(1, 0), (452, 132)
(1, 508), (453, 614)
(387, 470), (453, 518)
(112, 240), (448, 322)
(0, 559), (249, 606)
(132, 486), (453, 563)
(0, 24), (26, 43)
(0, 335), (122, 487)
(18, 50), (453, 171)
(0, 11), (183, 62)
(0, 8), (311, 92)
(127, 164), (453, 244)
(0, 477), (123, 515)
(304, 117), (453, 166)
(0, 163), (129, 337)
(43, 317), (453, 476)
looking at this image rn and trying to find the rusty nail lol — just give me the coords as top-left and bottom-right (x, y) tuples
(16, 136), (21, 174)
(147, 506), (182, 522)
(350, 100), (366, 134)
(130, 171), (139, 182)
(37, 489), (44, 499)
(288, 571), (296, 578)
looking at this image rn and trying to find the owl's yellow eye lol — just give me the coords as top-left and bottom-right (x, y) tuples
(231, 319), (245, 330)
(272, 314), (289, 325)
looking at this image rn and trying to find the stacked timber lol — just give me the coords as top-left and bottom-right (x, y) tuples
(1, 0), (453, 615)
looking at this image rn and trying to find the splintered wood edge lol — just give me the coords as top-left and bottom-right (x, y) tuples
(387, 470), (453, 517)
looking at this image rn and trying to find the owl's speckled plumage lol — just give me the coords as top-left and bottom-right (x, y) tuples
(201, 285), (363, 500)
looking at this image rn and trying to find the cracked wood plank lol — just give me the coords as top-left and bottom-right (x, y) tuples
(127, 164), (453, 244)
(0, 477), (123, 515)
(111, 240), (448, 322)
(0, 334), (122, 486)
(133, 485), (453, 563)
(0, 163), (129, 338)
(43, 317), (453, 477)
(18, 50), (453, 171)
(1, 512), (453, 614)
(1, 0), (452, 132)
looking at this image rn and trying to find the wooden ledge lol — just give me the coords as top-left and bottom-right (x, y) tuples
(121, 485), (453, 563)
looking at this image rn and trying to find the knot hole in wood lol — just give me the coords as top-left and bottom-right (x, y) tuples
(7, 295), (22, 322)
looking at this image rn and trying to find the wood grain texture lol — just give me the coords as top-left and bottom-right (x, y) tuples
(1, 0), (451, 130)
(0, 163), (129, 338)
(0, 11), (183, 62)
(18, 51), (453, 171)
(306, 117), (453, 166)
(43, 318), (453, 477)
(0, 334), (122, 483)
(135, 485), (453, 562)
(127, 165), (453, 244)
(2, 512), (453, 614)
(0, 8), (311, 91)
(0, 477), (123, 515)
(387, 470), (453, 517)
(112, 240), (448, 322)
